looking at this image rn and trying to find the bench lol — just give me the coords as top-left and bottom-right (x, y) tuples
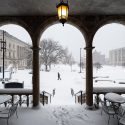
(4, 82), (24, 88)
(95, 79), (115, 83)
(0, 101), (19, 125)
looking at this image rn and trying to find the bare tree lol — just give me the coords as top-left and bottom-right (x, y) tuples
(25, 45), (33, 69)
(39, 39), (66, 71)
(68, 53), (75, 71)
(93, 62), (103, 72)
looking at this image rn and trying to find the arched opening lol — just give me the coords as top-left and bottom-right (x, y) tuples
(93, 22), (125, 98)
(39, 23), (86, 105)
(0, 24), (33, 90)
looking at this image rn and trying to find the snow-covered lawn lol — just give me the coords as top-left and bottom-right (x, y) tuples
(1, 64), (125, 104)
(0, 65), (125, 125)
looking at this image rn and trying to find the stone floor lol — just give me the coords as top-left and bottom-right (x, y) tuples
(0, 103), (119, 125)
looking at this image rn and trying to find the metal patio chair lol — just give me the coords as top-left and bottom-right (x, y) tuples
(99, 96), (116, 125)
(0, 101), (19, 125)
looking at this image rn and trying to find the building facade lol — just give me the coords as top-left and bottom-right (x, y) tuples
(109, 47), (125, 66)
(0, 30), (31, 71)
(93, 50), (106, 65)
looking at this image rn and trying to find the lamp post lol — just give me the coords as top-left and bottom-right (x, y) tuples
(80, 48), (83, 73)
(0, 30), (6, 84)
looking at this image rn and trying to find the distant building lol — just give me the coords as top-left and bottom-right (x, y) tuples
(93, 50), (106, 64)
(0, 30), (31, 71)
(109, 47), (125, 66)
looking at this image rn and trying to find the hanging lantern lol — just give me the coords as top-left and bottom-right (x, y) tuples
(56, 0), (69, 26)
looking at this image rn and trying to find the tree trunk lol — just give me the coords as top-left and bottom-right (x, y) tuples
(49, 64), (51, 70)
(45, 65), (48, 71)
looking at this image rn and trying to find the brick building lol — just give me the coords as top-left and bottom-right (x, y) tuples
(109, 47), (125, 66)
(93, 50), (106, 65)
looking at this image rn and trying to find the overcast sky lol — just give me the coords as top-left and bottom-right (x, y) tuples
(93, 23), (125, 58)
(0, 23), (125, 62)
(41, 24), (85, 62)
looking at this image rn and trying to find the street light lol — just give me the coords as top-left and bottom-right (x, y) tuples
(0, 30), (6, 84)
(80, 48), (83, 73)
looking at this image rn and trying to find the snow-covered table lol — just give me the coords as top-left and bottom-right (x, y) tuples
(93, 87), (125, 108)
(105, 93), (125, 104)
(0, 95), (12, 104)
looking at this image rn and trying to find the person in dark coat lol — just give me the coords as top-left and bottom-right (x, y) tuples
(57, 72), (61, 80)
(71, 88), (74, 96)
(53, 88), (56, 96)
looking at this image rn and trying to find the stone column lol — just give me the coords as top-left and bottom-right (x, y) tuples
(84, 46), (94, 109)
(32, 46), (40, 107)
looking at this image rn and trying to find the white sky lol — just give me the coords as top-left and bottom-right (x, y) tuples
(0, 24), (32, 45)
(41, 23), (85, 62)
(93, 23), (125, 57)
(0, 23), (125, 61)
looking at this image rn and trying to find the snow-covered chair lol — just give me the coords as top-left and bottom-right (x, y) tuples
(119, 114), (125, 125)
(0, 101), (19, 125)
(116, 106), (125, 125)
(99, 96), (116, 125)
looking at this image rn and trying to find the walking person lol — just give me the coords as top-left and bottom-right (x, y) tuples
(57, 72), (61, 80)
(71, 88), (74, 96)
(53, 88), (56, 97)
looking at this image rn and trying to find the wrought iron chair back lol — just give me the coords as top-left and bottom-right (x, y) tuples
(0, 100), (19, 125)
(99, 96), (116, 125)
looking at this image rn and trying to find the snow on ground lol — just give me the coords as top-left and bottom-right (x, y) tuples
(93, 65), (125, 88)
(0, 64), (125, 104)
(0, 104), (119, 125)
(0, 65), (125, 125)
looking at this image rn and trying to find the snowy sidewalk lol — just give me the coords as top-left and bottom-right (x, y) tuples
(51, 79), (75, 105)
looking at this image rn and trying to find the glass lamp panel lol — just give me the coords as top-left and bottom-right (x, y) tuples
(58, 5), (68, 20)
(58, 6), (62, 18)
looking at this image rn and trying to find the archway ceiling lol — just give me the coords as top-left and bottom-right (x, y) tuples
(0, 0), (125, 16)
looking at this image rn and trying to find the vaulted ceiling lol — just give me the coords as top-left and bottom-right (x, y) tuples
(0, 0), (125, 16)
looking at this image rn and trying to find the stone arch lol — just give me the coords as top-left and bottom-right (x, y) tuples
(92, 17), (125, 44)
(0, 20), (33, 81)
(37, 16), (98, 108)
(34, 16), (87, 46)
(0, 18), (33, 44)
(93, 21), (125, 67)
(37, 16), (88, 105)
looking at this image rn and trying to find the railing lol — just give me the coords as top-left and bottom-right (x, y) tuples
(0, 88), (33, 107)
(0, 88), (53, 107)
(74, 90), (85, 105)
(40, 91), (52, 106)
(74, 87), (125, 107)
